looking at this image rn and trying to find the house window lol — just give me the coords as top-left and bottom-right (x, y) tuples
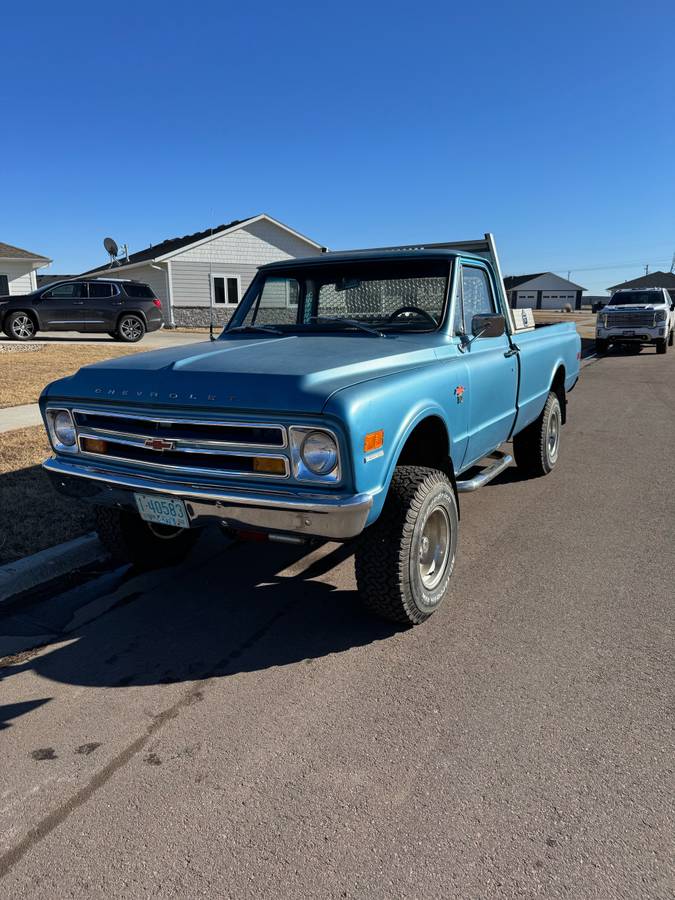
(212, 274), (240, 305)
(0, 275), (8, 296)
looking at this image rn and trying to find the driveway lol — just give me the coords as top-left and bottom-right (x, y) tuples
(0, 328), (209, 351)
(0, 348), (673, 898)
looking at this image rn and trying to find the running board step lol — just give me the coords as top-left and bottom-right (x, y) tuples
(456, 450), (513, 493)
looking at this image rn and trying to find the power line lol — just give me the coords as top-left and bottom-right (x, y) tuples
(549, 258), (671, 274)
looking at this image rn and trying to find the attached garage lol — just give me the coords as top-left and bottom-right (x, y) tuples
(504, 273), (585, 310)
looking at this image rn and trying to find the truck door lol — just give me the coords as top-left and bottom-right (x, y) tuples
(457, 262), (518, 465)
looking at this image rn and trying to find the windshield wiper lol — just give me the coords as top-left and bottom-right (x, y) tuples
(228, 324), (284, 335)
(309, 317), (384, 337)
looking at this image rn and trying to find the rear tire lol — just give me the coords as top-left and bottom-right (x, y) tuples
(513, 391), (562, 478)
(354, 466), (458, 626)
(595, 338), (608, 354)
(95, 506), (200, 568)
(4, 311), (37, 341)
(115, 314), (146, 343)
(656, 338), (667, 355)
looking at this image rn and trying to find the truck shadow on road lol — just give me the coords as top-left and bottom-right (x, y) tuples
(1, 537), (403, 698)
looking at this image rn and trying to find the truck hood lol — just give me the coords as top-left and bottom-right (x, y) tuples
(44, 334), (439, 414)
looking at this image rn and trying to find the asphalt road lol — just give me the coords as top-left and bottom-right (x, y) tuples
(1, 346), (673, 898)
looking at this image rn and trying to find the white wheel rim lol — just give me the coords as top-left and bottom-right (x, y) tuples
(547, 404), (561, 464)
(418, 505), (451, 590)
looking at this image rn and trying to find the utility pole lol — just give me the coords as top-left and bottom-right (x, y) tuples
(644, 264), (649, 276)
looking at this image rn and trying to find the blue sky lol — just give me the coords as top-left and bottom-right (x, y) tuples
(2, 1), (674, 294)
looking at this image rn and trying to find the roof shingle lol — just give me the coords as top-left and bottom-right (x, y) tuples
(82, 216), (253, 275)
(0, 241), (51, 261)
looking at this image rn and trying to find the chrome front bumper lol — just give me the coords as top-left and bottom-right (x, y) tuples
(43, 457), (372, 541)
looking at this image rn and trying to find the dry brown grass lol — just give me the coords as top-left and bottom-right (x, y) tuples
(0, 344), (142, 408)
(0, 426), (94, 564)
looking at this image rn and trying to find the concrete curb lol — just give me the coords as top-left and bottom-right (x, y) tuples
(0, 533), (106, 604)
(0, 402), (42, 434)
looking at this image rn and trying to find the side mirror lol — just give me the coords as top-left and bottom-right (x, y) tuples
(471, 313), (505, 339)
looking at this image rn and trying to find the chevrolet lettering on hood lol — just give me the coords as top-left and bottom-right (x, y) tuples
(93, 388), (219, 401)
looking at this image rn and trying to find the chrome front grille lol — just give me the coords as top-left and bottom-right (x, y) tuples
(605, 311), (655, 328)
(72, 409), (289, 479)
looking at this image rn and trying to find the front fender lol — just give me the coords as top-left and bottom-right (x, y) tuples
(323, 361), (469, 525)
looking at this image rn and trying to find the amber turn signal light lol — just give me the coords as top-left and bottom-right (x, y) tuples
(81, 437), (108, 454)
(253, 457), (286, 475)
(363, 430), (384, 453)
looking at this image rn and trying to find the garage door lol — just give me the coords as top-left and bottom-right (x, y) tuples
(541, 292), (576, 310)
(516, 292), (536, 308)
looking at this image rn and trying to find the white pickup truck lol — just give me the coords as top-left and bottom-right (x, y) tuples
(596, 287), (675, 354)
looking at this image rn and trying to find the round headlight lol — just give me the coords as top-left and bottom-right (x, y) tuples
(301, 431), (338, 475)
(53, 410), (76, 447)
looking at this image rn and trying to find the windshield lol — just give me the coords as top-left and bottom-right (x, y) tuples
(226, 259), (451, 334)
(609, 291), (664, 306)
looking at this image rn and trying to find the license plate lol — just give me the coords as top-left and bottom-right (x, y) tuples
(134, 493), (189, 528)
(623, 330), (635, 336)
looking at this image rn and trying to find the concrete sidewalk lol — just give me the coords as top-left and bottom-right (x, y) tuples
(0, 403), (42, 434)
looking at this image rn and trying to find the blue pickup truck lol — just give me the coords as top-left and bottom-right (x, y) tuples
(41, 235), (580, 625)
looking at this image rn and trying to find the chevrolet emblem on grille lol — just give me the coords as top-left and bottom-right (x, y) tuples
(144, 438), (175, 451)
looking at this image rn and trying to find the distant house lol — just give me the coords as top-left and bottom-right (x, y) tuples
(0, 242), (51, 296)
(607, 271), (675, 303)
(36, 273), (76, 288)
(82, 214), (325, 327)
(504, 273), (586, 310)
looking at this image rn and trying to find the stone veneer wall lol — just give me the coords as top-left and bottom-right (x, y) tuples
(172, 307), (237, 328)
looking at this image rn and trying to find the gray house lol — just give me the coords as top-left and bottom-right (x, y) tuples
(607, 271), (675, 303)
(0, 242), (51, 296)
(504, 273), (585, 310)
(82, 214), (325, 326)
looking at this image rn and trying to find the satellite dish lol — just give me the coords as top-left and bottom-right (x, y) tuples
(104, 237), (119, 257)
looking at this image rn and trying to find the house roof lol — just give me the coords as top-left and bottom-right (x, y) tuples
(607, 271), (675, 291)
(36, 274), (77, 287)
(81, 214), (325, 276)
(503, 272), (585, 291)
(503, 273), (546, 290)
(0, 241), (51, 262)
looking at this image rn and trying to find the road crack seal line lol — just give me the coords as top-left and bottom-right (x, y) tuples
(0, 590), (301, 880)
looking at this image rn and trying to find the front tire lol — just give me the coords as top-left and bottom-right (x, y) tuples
(354, 466), (458, 626)
(95, 506), (200, 568)
(513, 391), (562, 478)
(4, 311), (37, 341)
(115, 314), (146, 343)
(656, 338), (667, 355)
(668, 329), (674, 347)
(595, 338), (608, 353)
